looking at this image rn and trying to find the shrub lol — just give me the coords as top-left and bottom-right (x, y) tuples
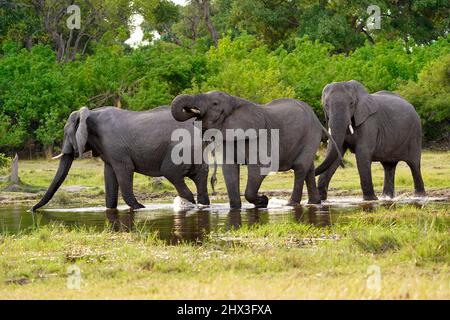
(397, 54), (450, 141)
(0, 153), (10, 169)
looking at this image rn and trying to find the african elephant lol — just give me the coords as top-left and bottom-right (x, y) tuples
(171, 91), (341, 209)
(32, 106), (211, 211)
(316, 80), (426, 200)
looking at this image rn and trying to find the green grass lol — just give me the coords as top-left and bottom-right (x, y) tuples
(0, 204), (448, 299)
(1, 150), (449, 207)
(0, 150), (449, 299)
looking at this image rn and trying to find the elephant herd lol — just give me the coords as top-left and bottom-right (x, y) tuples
(32, 80), (426, 212)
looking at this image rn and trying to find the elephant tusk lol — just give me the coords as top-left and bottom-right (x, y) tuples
(328, 128), (332, 135)
(349, 124), (354, 135)
(52, 153), (63, 160)
(190, 107), (201, 114)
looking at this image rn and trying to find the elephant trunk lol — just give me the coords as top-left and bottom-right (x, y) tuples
(171, 94), (203, 122)
(31, 154), (74, 211)
(315, 117), (347, 176)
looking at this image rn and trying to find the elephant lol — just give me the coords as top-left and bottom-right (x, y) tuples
(315, 80), (426, 200)
(32, 106), (211, 211)
(171, 91), (341, 209)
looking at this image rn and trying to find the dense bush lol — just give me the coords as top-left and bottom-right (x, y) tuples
(0, 35), (448, 152)
(0, 42), (207, 152)
(0, 153), (10, 171)
(0, 43), (79, 149)
(398, 54), (450, 140)
(187, 35), (295, 102)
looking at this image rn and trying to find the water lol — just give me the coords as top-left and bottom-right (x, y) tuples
(0, 197), (448, 245)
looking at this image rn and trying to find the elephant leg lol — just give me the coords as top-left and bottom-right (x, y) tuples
(114, 166), (145, 210)
(191, 166), (210, 205)
(244, 165), (268, 208)
(318, 146), (348, 200)
(222, 164), (242, 209)
(166, 175), (196, 204)
(104, 163), (119, 209)
(288, 165), (307, 206)
(381, 161), (397, 198)
(406, 160), (426, 197)
(355, 153), (378, 201)
(305, 165), (321, 204)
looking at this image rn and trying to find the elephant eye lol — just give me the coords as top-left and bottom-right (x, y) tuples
(213, 101), (218, 106)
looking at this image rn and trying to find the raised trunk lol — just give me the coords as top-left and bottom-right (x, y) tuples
(31, 154), (74, 211)
(171, 94), (202, 121)
(315, 120), (347, 176)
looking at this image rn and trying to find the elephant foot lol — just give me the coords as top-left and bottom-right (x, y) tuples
(130, 202), (145, 210)
(197, 195), (210, 206)
(381, 192), (394, 199)
(363, 194), (378, 201)
(253, 195), (269, 208)
(307, 198), (321, 205)
(414, 191), (426, 197)
(229, 200), (242, 209)
(319, 189), (328, 201)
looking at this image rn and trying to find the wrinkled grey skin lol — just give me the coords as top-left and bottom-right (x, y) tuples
(316, 80), (426, 200)
(32, 106), (210, 211)
(171, 91), (340, 209)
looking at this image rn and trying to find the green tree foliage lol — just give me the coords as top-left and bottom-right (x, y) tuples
(188, 35), (295, 102)
(0, 43), (80, 149)
(0, 1), (448, 152)
(227, 0), (301, 48)
(398, 54), (450, 140)
(279, 37), (341, 113)
(0, 40), (207, 151)
(1, 0), (132, 62)
(0, 1), (42, 49)
(135, 0), (183, 45)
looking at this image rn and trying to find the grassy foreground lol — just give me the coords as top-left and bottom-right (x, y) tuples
(0, 150), (449, 299)
(0, 205), (448, 299)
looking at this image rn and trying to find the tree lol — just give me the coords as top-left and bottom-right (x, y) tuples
(0, 0), (42, 49)
(192, 0), (219, 47)
(320, 0), (450, 52)
(189, 35), (295, 102)
(135, 0), (183, 45)
(227, 0), (300, 47)
(376, 0), (450, 50)
(2, 0), (132, 62)
(398, 54), (450, 141)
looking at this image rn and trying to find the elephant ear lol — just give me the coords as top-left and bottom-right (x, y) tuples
(221, 98), (270, 140)
(75, 107), (90, 158)
(61, 111), (79, 154)
(348, 80), (378, 127)
(321, 83), (333, 125)
(354, 95), (379, 127)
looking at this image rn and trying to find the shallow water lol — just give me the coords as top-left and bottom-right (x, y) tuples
(0, 196), (448, 244)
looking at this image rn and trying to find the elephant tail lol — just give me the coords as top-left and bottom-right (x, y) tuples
(210, 149), (218, 195)
(316, 126), (345, 174)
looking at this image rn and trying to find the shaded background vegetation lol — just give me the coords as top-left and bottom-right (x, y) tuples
(0, 0), (449, 156)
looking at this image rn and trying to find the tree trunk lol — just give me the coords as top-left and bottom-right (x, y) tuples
(10, 154), (19, 184)
(45, 145), (54, 160)
(194, 0), (218, 47)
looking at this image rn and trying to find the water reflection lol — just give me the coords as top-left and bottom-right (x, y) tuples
(292, 206), (331, 227)
(106, 209), (134, 232)
(101, 206), (333, 244)
(227, 209), (242, 230)
(0, 197), (447, 244)
(171, 210), (211, 244)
